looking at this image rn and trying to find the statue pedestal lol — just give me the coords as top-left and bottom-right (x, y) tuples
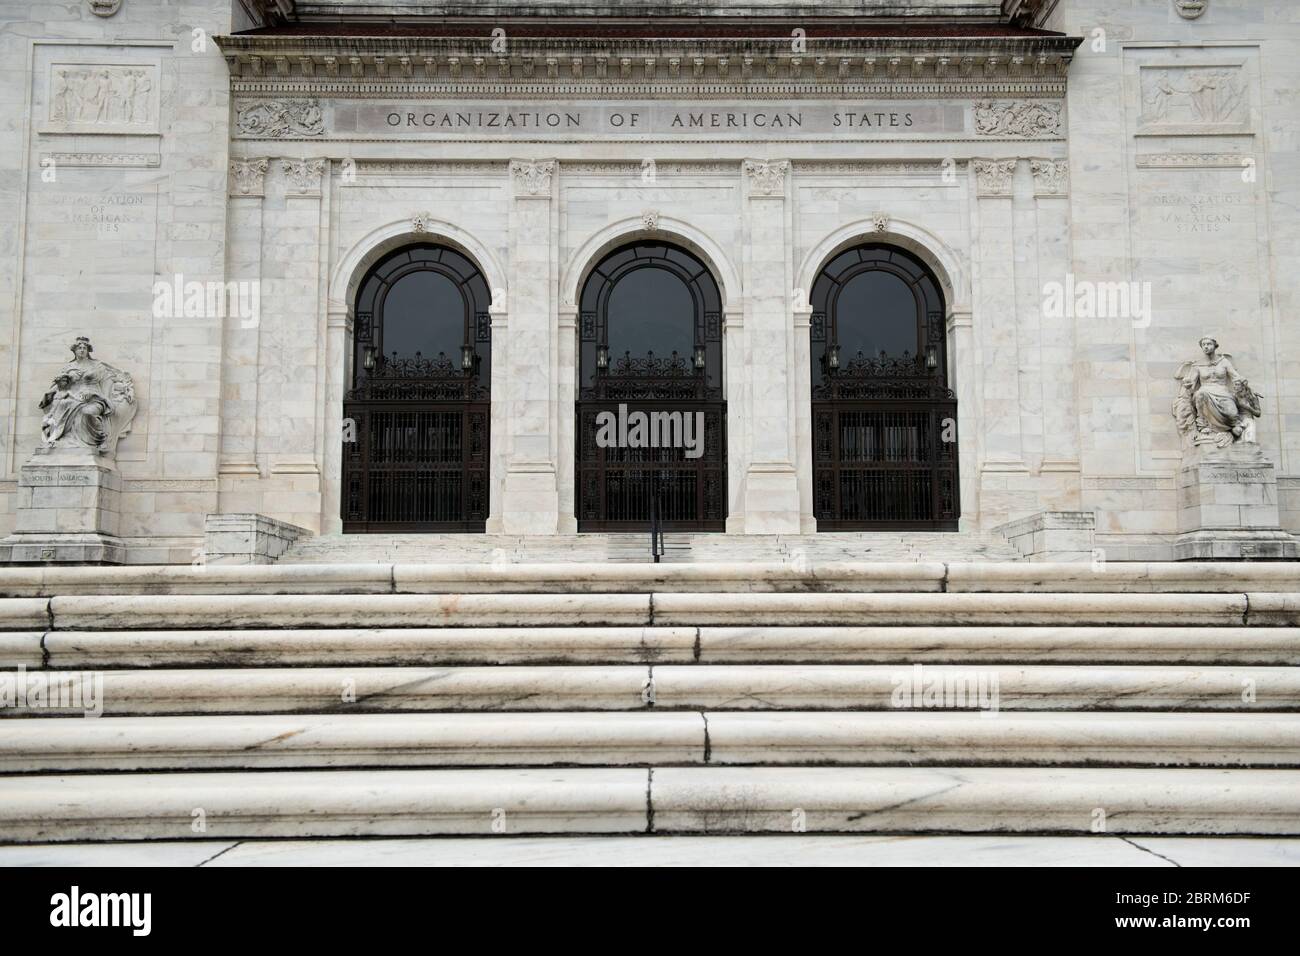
(1175, 444), (1299, 560)
(0, 457), (125, 564)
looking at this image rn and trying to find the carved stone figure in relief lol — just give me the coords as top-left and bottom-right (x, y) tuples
(1173, 336), (1262, 449)
(37, 337), (137, 459)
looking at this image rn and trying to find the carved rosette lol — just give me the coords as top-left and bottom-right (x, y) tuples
(974, 100), (1063, 138)
(973, 159), (1018, 197)
(510, 159), (555, 197)
(229, 158), (269, 197)
(743, 159), (790, 197)
(281, 158), (326, 195)
(1029, 159), (1069, 197)
(235, 100), (324, 138)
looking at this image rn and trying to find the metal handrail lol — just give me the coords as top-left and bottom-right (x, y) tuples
(650, 469), (665, 563)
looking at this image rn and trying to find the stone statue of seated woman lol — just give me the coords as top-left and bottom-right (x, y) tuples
(36, 337), (136, 461)
(1172, 335), (1261, 451)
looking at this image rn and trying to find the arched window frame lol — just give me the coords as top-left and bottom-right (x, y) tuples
(351, 243), (492, 397)
(810, 244), (951, 401)
(578, 242), (723, 402)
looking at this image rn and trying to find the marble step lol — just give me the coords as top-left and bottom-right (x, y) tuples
(10, 625), (1298, 669)
(5, 665), (1298, 715)
(6, 560), (1300, 596)
(16, 590), (1299, 631)
(4, 712), (1299, 772)
(2, 767), (1298, 841)
(278, 532), (1023, 565)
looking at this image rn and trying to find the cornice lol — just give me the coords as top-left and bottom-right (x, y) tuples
(216, 34), (1079, 92)
(230, 79), (1067, 98)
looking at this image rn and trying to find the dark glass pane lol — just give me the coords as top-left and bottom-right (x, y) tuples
(607, 266), (694, 357)
(357, 277), (379, 315)
(823, 250), (859, 281)
(835, 270), (919, 360)
(381, 270), (465, 360)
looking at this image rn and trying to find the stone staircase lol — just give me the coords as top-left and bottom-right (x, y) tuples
(280, 530), (1023, 564)
(1, 560), (1299, 842)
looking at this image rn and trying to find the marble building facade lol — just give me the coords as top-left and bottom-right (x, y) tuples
(0, 0), (1297, 562)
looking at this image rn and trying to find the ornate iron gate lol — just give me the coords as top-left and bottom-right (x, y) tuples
(576, 365), (727, 532)
(575, 242), (726, 531)
(343, 372), (489, 532)
(341, 244), (491, 532)
(809, 245), (959, 530)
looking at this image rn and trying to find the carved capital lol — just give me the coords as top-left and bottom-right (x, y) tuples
(280, 158), (326, 195)
(973, 159), (1018, 197)
(509, 159), (555, 198)
(229, 158), (269, 197)
(1029, 158), (1069, 197)
(743, 159), (789, 198)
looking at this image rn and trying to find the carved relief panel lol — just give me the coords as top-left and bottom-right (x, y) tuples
(1136, 61), (1252, 136)
(47, 63), (160, 134)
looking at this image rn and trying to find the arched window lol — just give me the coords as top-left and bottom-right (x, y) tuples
(810, 244), (957, 529)
(343, 244), (492, 532)
(810, 245), (944, 387)
(352, 244), (491, 384)
(579, 242), (722, 389)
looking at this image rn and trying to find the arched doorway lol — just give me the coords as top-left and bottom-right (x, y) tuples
(342, 243), (491, 531)
(810, 244), (958, 530)
(576, 241), (726, 531)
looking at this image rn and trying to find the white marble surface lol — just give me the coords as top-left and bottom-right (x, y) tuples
(3, 835), (1299, 868)
(42, 626), (697, 667)
(10, 663), (1296, 715)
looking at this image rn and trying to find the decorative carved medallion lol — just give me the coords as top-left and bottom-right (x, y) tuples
(36, 337), (137, 461)
(1029, 159), (1069, 196)
(88, 0), (122, 16)
(412, 211), (434, 233)
(510, 159), (555, 197)
(973, 159), (1017, 197)
(871, 212), (890, 232)
(1174, 0), (1208, 19)
(235, 99), (324, 138)
(229, 158), (268, 197)
(743, 159), (789, 197)
(641, 209), (660, 232)
(974, 100), (1062, 138)
(280, 158), (326, 194)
